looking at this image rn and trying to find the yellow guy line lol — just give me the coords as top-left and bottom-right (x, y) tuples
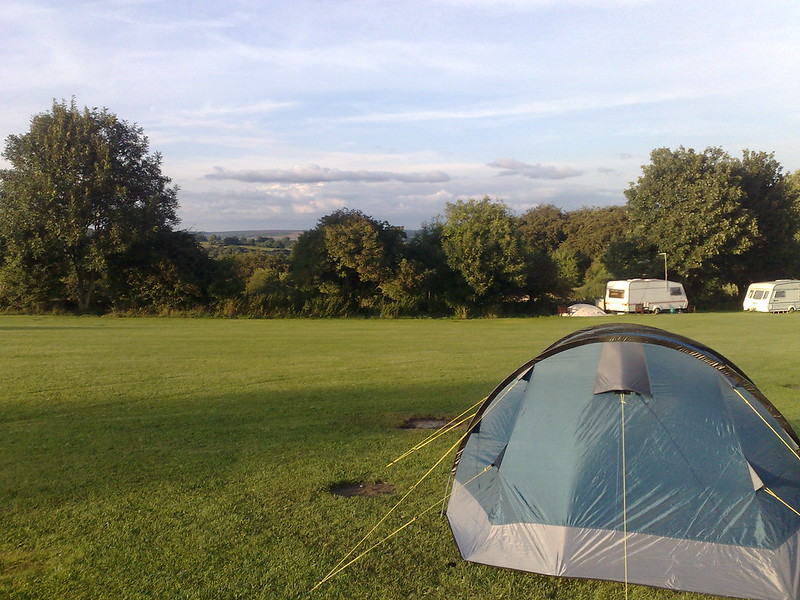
(731, 390), (800, 523)
(732, 388), (799, 458)
(619, 393), (629, 600)
(312, 375), (525, 593)
(385, 411), (476, 465)
(388, 373), (527, 467)
(311, 431), (471, 592)
(386, 398), (484, 467)
(763, 487), (800, 517)
(311, 464), (493, 592)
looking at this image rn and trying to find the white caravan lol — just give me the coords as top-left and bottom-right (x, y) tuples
(604, 279), (689, 314)
(743, 280), (800, 312)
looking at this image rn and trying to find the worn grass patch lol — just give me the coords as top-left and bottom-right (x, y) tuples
(1, 313), (798, 599)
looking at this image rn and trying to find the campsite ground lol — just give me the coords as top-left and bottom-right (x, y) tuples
(2, 313), (798, 599)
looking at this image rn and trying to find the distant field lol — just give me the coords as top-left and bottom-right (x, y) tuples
(202, 229), (304, 239)
(2, 313), (799, 599)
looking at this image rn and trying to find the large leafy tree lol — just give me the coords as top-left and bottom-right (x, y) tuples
(518, 204), (567, 255)
(789, 170), (800, 247)
(107, 229), (214, 312)
(516, 204), (568, 301)
(624, 147), (758, 299)
(624, 147), (800, 301)
(557, 206), (629, 294)
(440, 197), (529, 307)
(404, 220), (469, 314)
(787, 170), (800, 202)
(289, 208), (424, 315)
(0, 99), (184, 311)
(729, 151), (800, 286)
(562, 206), (629, 261)
(518, 204), (628, 302)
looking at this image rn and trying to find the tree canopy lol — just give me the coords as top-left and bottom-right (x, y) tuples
(622, 147), (800, 301)
(440, 197), (528, 305)
(0, 99), (206, 312)
(288, 208), (429, 316)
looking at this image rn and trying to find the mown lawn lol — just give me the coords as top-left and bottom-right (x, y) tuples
(2, 313), (799, 599)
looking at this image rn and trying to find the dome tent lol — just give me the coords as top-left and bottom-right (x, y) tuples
(564, 303), (607, 317)
(447, 323), (800, 600)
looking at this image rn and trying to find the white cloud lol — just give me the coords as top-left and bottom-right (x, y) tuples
(204, 165), (451, 184)
(292, 198), (347, 215)
(488, 158), (582, 179)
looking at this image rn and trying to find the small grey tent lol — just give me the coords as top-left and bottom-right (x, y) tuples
(447, 323), (800, 600)
(564, 303), (607, 317)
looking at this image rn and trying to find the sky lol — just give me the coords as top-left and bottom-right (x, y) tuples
(2, 0), (800, 232)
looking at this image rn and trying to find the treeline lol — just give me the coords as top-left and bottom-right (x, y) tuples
(1, 101), (799, 317)
(217, 201), (631, 318)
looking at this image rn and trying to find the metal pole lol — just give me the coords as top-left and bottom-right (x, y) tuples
(658, 252), (667, 289)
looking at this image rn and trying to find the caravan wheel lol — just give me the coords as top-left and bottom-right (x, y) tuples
(790, 306), (796, 312)
(652, 307), (662, 314)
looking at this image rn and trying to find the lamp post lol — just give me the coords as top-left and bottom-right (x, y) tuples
(658, 252), (667, 289)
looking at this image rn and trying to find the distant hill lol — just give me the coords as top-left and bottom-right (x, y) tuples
(199, 230), (304, 240)
(198, 228), (420, 240)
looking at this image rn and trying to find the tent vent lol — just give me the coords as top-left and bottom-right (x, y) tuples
(593, 342), (652, 397)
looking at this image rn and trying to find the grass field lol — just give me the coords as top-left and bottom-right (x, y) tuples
(2, 313), (800, 600)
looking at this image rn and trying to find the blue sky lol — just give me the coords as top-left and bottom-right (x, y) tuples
(2, 0), (799, 232)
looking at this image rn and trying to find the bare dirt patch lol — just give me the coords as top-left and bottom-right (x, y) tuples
(329, 481), (396, 498)
(401, 417), (450, 429)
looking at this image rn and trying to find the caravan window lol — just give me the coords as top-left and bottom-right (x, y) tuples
(608, 289), (625, 299)
(669, 287), (683, 296)
(753, 290), (766, 300)
(747, 289), (755, 298)
(775, 290), (786, 299)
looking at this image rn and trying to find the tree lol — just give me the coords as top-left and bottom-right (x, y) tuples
(562, 206), (629, 262)
(0, 99), (181, 311)
(518, 204), (567, 255)
(243, 254), (298, 316)
(405, 220), (470, 314)
(440, 197), (528, 307)
(624, 147), (800, 303)
(108, 229), (214, 312)
(789, 170), (800, 248)
(728, 151), (800, 288)
(554, 206), (629, 294)
(325, 216), (393, 284)
(290, 208), (411, 315)
(517, 204), (627, 303)
(787, 170), (800, 202)
(624, 147), (758, 300)
(602, 234), (659, 280)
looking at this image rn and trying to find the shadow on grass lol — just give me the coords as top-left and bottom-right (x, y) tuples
(1, 378), (490, 508)
(2, 378), (498, 599)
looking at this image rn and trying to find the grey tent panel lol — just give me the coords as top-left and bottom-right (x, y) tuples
(450, 481), (800, 600)
(592, 341), (651, 396)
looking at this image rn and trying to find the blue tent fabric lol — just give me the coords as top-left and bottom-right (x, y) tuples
(447, 324), (800, 600)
